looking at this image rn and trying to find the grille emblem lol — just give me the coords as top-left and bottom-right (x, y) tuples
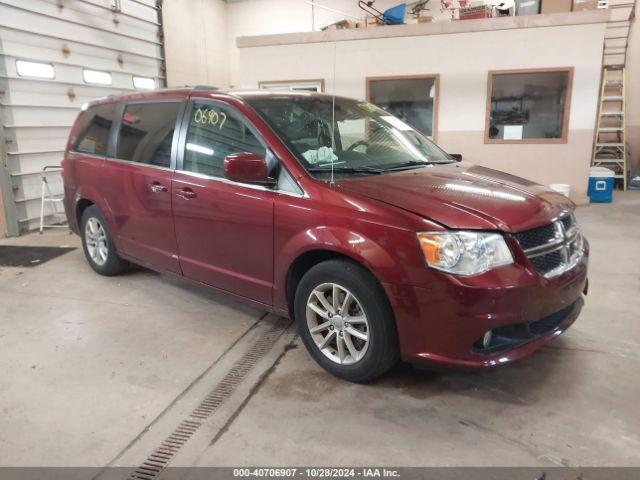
(516, 214), (584, 278)
(555, 220), (571, 264)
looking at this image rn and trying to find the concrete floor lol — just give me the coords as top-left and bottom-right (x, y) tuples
(0, 191), (639, 468)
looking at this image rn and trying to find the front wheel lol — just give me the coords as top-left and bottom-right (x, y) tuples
(294, 259), (399, 382)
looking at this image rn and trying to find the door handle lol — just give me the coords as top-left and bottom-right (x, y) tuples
(149, 181), (168, 193)
(176, 187), (197, 200)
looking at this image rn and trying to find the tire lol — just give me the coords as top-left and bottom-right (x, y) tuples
(294, 259), (399, 382)
(80, 205), (128, 276)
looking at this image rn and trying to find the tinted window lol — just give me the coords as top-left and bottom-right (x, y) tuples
(183, 102), (265, 178)
(73, 103), (118, 155)
(116, 102), (181, 168)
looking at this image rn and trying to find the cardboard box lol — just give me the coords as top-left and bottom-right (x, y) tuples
(365, 15), (381, 27)
(459, 5), (491, 19)
(573, 0), (598, 11)
(321, 19), (355, 31)
(407, 15), (434, 24)
(515, 0), (540, 15)
(541, 0), (572, 13)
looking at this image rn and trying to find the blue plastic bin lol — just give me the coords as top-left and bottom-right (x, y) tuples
(588, 166), (615, 203)
(383, 4), (406, 24)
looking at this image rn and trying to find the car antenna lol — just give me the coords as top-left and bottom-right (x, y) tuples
(330, 43), (337, 188)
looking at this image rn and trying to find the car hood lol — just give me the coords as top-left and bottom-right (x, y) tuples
(335, 162), (574, 232)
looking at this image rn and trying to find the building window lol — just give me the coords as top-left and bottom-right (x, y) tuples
(367, 75), (439, 140)
(16, 60), (55, 79)
(258, 80), (324, 92)
(486, 68), (573, 143)
(83, 69), (112, 85)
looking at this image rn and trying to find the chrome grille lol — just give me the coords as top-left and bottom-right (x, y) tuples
(515, 214), (584, 278)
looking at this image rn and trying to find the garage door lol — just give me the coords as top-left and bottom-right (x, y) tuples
(0, 0), (165, 236)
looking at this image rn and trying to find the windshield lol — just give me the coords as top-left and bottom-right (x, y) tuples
(245, 95), (453, 178)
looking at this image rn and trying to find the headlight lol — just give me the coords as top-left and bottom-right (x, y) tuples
(417, 231), (513, 275)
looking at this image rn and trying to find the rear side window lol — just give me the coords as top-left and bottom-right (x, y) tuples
(183, 101), (265, 178)
(116, 102), (181, 168)
(73, 103), (118, 156)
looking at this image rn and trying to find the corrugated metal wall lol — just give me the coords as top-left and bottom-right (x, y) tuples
(0, 0), (165, 235)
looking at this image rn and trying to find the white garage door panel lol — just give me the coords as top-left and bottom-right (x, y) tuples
(8, 152), (65, 174)
(5, 107), (79, 127)
(117, 0), (159, 23)
(0, 4), (160, 57)
(7, 88), (106, 110)
(4, 72), (135, 94)
(0, 0), (164, 235)
(0, 26), (163, 70)
(4, 77), (133, 100)
(9, 130), (68, 153)
(82, 0), (160, 25)
(27, 0), (161, 40)
(2, 48), (161, 80)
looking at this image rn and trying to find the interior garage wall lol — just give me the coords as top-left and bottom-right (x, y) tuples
(626, 20), (639, 176)
(0, 0), (165, 236)
(237, 16), (606, 202)
(162, 0), (405, 89)
(162, 0), (229, 88)
(226, 0), (403, 87)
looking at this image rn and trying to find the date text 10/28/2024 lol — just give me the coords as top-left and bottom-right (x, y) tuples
(233, 468), (400, 478)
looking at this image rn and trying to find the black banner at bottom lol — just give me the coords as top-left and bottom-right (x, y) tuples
(0, 467), (638, 480)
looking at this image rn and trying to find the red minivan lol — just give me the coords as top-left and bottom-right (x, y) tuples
(62, 87), (588, 382)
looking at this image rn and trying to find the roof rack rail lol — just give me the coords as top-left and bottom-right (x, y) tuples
(192, 85), (219, 92)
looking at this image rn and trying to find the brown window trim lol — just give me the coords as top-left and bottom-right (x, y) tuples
(258, 79), (325, 92)
(365, 74), (440, 143)
(485, 67), (574, 145)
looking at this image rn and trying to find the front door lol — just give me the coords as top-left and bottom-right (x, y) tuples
(102, 101), (183, 273)
(172, 99), (274, 305)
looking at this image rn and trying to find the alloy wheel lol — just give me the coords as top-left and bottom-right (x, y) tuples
(306, 283), (369, 365)
(85, 217), (108, 266)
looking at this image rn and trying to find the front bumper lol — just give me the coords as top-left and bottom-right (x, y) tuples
(384, 243), (589, 370)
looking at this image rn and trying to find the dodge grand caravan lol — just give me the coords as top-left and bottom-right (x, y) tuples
(62, 87), (588, 382)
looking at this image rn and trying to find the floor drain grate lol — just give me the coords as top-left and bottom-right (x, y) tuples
(129, 317), (290, 480)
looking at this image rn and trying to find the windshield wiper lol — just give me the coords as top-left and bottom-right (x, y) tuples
(383, 159), (453, 171)
(381, 160), (429, 171)
(308, 166), (383, 175)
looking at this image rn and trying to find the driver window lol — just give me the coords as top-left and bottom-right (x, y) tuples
(183, 101), (266, 178)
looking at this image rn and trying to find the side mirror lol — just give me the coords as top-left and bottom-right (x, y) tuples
(450, 153), (463, 161)
(223, 152), (273, 186)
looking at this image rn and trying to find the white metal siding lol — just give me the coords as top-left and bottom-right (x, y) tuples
(0, 0), (165, 235)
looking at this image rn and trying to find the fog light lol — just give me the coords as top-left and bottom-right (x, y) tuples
(482, 331), (493, 349)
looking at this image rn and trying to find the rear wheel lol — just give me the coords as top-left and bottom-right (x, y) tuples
(294, 259), (399, 382)
(80, 205), (128, 276)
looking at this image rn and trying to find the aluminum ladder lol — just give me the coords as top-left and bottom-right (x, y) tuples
(600, 0), (636, 67)
(592, 67), (628, 190)
(591, 0), (636, 190)
(39, 165), (67, 233)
